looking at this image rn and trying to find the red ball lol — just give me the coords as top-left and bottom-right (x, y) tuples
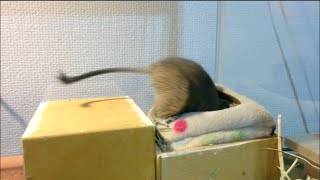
(174, 119), (188, 133)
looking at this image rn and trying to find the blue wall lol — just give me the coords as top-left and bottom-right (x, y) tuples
(217, 1), (319, 136)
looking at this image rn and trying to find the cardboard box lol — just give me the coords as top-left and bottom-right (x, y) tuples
(22, 96), (155, 180)
(156, 136), (280, 180)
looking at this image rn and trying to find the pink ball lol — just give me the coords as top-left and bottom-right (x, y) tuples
(174, 119), (188, 133)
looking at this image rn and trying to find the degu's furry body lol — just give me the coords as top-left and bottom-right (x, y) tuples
(58, 57), (220, 120)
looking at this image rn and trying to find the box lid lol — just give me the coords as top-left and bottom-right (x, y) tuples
(22, 96), (153, 139)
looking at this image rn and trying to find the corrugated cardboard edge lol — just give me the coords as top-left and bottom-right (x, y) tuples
(156, 155), (162, 180)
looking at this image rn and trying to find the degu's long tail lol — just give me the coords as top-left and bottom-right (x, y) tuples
(58, 67), (146, 84)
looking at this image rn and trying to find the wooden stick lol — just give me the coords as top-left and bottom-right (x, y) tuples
(277, 166), (291, 180)
(277, 114), (285, 178)
(280, 158), (299, 180)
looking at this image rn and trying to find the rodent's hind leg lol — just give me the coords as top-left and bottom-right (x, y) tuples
(147, 95), (186, 127)
(147, 105), (169, 127)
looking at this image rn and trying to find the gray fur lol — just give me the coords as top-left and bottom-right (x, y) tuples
(58, 57), (220, 119)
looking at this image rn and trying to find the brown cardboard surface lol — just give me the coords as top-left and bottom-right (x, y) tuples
(22, 96), (155, 180)
(157, 136), (279, 180)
